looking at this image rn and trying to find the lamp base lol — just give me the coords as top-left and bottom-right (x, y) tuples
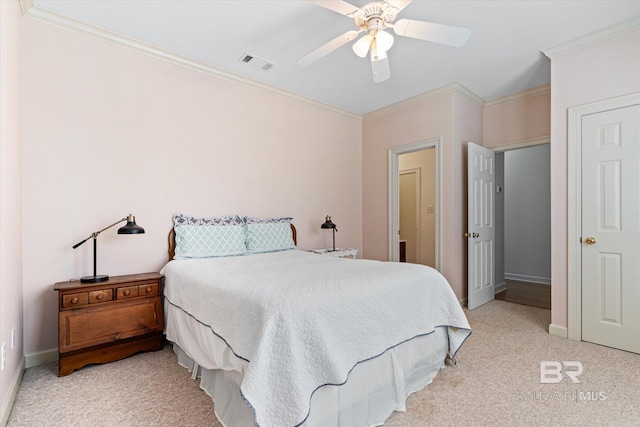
(80, 274), (109, 283)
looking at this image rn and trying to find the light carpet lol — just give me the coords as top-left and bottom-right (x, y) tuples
(7, 300), (640, 426)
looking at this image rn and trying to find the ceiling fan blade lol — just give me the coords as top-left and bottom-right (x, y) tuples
(393, 19), (471, 47)
(308, 0), (363, 18)
(382, 0), (413, 14)
(297, 30), (361, 66)
(371, 56), (390, 83)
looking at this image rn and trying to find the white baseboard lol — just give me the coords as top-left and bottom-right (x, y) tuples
(0, 356), (25, 427)
(504, 273), (551, 285)
(495, 282), (507, 294)
(548, 323), (568, 339)
(25, 348), (58, 369)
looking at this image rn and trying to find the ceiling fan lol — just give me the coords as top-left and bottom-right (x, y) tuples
(297, 0), (471, 83)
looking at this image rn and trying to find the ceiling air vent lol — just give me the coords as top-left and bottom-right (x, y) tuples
(238, 53), (275, 71)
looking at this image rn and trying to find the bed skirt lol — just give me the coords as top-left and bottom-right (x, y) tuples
(166, 302), (449, 427)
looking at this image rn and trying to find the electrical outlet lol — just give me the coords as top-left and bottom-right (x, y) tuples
(1, 342), (6, 370)
(11, 327), (16, 349)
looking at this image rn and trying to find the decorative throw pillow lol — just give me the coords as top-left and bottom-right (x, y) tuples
(244, 216), (296, 253)
(173, 213), (246, 259)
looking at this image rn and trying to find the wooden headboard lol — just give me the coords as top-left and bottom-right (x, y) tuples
(168, 223), (297, 261)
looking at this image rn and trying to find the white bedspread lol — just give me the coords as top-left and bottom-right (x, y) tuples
(162, 250), (471, 427)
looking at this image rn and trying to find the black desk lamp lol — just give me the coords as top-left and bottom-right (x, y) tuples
(73, 214), (145, 283)
(321, 215), (338, 252)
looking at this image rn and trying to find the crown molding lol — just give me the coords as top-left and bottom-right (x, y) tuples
(363, 82), (485, 120)
(452, 83), (486, 108)
(543, 16), (640, 58)
(485, 84), (550, 108)
(19, 2), (361, 120)
(489, 135), (550, 152)
(19, 0), (33, 15)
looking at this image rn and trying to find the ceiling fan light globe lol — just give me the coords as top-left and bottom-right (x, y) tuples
(375, 30), (394, 52)
(352, 34), (372, 58)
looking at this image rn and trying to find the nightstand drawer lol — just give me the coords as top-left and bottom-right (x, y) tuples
(117, 285), (139, 299)
(59, 297), (163, 353)
(89, 289), (113, 304)
(63, 293), (89, 308)
(138, 282), (158, 297)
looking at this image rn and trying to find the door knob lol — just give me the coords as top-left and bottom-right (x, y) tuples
(464, 232), (470, 238)
(585, 236), (596, 245)
(473, 233), (479, 238)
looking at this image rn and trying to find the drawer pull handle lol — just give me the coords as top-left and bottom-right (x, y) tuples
(145, 286), (152, 293)
(71, 297), (79, 304)
(96, 294), (104, 300)
(123, 290), (131, 296)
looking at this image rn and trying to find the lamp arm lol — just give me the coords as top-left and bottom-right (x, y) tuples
(72, 216), (128, 249)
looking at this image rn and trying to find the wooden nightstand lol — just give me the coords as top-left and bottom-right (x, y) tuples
(54, 272), (164, 376)
(311, 248), (358, 259)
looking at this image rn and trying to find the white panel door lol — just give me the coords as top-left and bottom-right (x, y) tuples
(581, 104), (640, 354)
(467, 142), (495, 310)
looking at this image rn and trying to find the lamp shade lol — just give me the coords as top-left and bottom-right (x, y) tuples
(118, 214), (145, 234)
(321, 215), (337, 229)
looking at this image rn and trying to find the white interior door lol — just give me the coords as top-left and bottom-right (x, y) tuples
(581, 104), (640, 354)
(467, 142), (495, 310)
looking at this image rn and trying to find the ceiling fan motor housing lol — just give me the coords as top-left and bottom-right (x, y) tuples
(353, 2), (399, 32)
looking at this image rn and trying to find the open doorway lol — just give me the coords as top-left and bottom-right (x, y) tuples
(494, 143), (551, 309)
(388, 138), (441, 269)
(399, 150), (436, 266)
(399, 169), (420, 263)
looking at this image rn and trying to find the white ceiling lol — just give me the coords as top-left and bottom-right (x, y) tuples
(30, 0), (640, 115)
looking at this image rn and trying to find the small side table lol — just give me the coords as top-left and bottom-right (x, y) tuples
(54, 272), (164, 376)
(311, 248), (358, 259)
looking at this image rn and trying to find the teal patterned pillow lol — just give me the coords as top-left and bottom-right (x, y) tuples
(244, 217), (296, 253)
(173, 214), (246, 259)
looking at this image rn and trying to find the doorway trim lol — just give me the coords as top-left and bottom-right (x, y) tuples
(388, 138), (441, 269)
(567, 92), (640, 341)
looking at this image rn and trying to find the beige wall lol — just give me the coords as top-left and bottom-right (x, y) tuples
(362, 83), (548, 302)
(22, 18), (363, 355)
(547, 28), (640, 330)
(363, 92), (452, 264)
(362, 87), (483, 299)
(483, 86), (550, 147)
(0, 0), (24, 421)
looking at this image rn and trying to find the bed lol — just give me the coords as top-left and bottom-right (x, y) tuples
(161, 214), (471, 427)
